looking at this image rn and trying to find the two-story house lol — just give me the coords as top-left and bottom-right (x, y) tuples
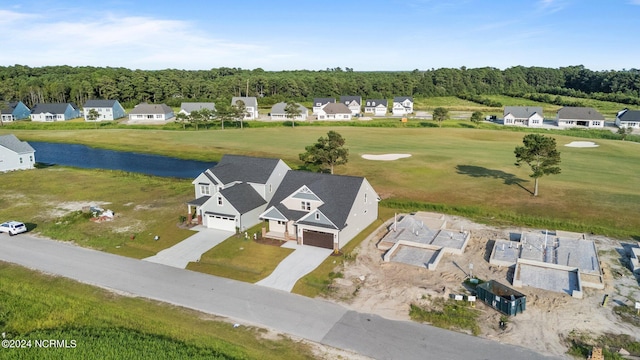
(364, 99), (388, 116)
(340, 96), (362, 116)
(231, 97), (259, 120)
(83, 99), (126, 121)
(392, 97), (413, 116)
(312, 98), (335, 115)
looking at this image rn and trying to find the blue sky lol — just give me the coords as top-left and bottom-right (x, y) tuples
(1, 0), (639, 71)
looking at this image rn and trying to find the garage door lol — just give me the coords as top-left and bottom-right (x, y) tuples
(302, 230), (334, 249)
(207, 214), (236, 232)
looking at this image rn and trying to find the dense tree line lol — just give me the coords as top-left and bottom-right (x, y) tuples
(0, 64), (638, 108)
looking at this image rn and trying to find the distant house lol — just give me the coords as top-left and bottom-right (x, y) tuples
(128, 103), (174, 122)
(615, 108), (640, 130)
(316, 103), (352, 120)
(556, 107), (605, 128)
(187, 155), (291, 231)
(503, 106), (544, 127)
(392, 97), (413, 116)
(269, 102), (308, 121)
(260, 171), (379, 251)
(364, 99), (388, 116)
(83, 99), (126, 121)
(231, 97), (259, 120)
(340, 96), (362, 116)
(30, 103), (80, 122)
(0, 101), (30, 122)
(0, 134), (35, 172)
(312, 98), (335, 115)
(179, 102), (216, 116)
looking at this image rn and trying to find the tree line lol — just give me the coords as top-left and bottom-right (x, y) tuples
(1, 64), (639, 108)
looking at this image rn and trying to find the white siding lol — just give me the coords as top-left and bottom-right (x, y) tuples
(0, 146), (35, 172)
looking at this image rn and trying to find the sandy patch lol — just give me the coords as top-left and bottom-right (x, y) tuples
(46, 201), (111, 218)
(565, 141), (599, 148)
(362, 154), (412, 161)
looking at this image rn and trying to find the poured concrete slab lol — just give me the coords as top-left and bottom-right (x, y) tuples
(516, 262), (581, 298)
(390, 245), (440, 269)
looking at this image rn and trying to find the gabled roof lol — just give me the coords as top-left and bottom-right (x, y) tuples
(557, 107), (604, 120)
(503, 106), (543, 118)
(365, 99), (388, 107)
(0, 134), (35, 154)
(208, 154), (281, 185)
(340, 96), (362, 105)
(313, 98), (335, 106)
(84, 99), (120, 108)
(0, 101), (23, 114)
(617, 109), (640, 122)
(128, 103), (173, 115)
(181, 102), (216, 113)
(393, 96), (413, 103)
(265, 170), (365, 230)
(219, 183), (266, 213)
(231, 97), (258, 108)
(31, 103), (77, 114)
(321, 102), (351, 115)
(270, 102), (307, 115)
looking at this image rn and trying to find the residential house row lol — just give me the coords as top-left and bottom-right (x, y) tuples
(500, 106), (628, 129)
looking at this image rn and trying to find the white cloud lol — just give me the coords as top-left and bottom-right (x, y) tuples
(536, 0), (568, 13)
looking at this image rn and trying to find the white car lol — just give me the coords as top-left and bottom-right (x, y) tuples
(0, 221), (27, 236)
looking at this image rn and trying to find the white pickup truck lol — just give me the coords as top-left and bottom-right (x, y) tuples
(0, 221), (27, 236)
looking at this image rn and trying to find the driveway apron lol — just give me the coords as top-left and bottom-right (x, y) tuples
(144, 227), (234, 268)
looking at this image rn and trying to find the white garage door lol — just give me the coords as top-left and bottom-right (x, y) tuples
(207, 214), (236, 232)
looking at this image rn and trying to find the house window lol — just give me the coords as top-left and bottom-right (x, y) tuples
(156, 114), (163, 119)
(106, 108), (111, 112)
(277, 220), (286, 225)
(364, 193), (368, 204)
(200, 185), (210, 195)
(19, 157), (23, 164)
(593, 121), (600, 126)
(301, 201), (310, 211)
(29, 156), (33, 162)
(217, 196), (223, 206)
(269, 184), (272, 193)
(315, 213), (320, 220)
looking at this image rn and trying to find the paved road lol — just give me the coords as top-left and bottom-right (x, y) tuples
(0, 234), (558, 360)
(144, 227), (233, 268)
(256, 241), (333, 292)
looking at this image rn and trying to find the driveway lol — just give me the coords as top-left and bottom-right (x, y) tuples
(256, 242), (333, 292)
(144, 226), (233, 268)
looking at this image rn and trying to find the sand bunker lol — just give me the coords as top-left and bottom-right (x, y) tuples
(565, 141), (599, 148)
(361, 154), (412, 161)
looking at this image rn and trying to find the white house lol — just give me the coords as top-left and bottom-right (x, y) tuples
(269, 102), (308, 121)
(392, 96), (413, 116)
(0, 134), (35, 172)
(179, 102), (216, 116)
(312, 98), (335, 115)
(30, 103), (81, 121)
(340, 96), (362, 116)
(0, 101), (30, 122)
(503, 106), (544, 127)
(316, 103), (352, 120)
(231, 97), (259, 120)
(83, 99), (126, 121)
(364, 99), (388, 116)
(556, 107), (605, 128)
(615, 108), (640, 130)
(128, 103), (174, 122)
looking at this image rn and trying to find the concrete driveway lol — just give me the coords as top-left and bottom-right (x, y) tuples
(256, 241), (333, 292)
(144, 226), (233, 268)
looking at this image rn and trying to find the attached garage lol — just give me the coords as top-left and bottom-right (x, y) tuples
(206, 213), (236, 232)
(302, 229), (334, 249)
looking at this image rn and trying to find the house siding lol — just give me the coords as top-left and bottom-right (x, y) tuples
(0, 146), (35, 172)
(336, 179), (378, 248)
(84, 101), (126, 121)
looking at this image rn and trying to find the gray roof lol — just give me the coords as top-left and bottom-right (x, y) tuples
(187, 195), (211, 206)
(557, 107), (604, 120)
(181, 102), (216, 113)
(617, 109), (640, 122)
(340, 96), (362, 106)
(31, 103), (78, 114)
(129, 103), (173, 115)
(265, 171), (365, 230)
(231, 97), (258, 108)
(313, 98), (335, 106)
(321, 103), (351, 114)
(0, 101), (22, 114)
(365, 99), (388, 107)
(393, 96), (413, 102)
(83, 99), (119, 108)
(503, 106), (543, 118)
(270, 102), (307, 115)
(0, 134), (35, 154)
(220, 183), (266, 213)
(209, 154), (281, 185)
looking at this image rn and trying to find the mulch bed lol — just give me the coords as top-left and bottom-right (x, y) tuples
(254, 237), (287, 247)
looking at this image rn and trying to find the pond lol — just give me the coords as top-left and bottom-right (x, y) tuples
(30, 142), (216, 179)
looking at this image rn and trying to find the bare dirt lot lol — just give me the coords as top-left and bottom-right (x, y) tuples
(325, 214), (640, 358)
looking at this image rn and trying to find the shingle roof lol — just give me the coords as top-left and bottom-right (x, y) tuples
(187, 195), (211, 206)
(393, 96), (413, 102)
(321, 103), (351, 114)
(220, 183), (266, 213)
(313, 98), (335, 106)
(84, 99), (119, 108)
(30, 103), (76, 114)
(209, 154), (281, 185)
(270, 102), (307, 115)
(0, 102), (20, 114)
(128, 103), (173, 115)
(617, 109), (640, 122)
(231, 97), (258, 108)
(557, 107), (604, 120)
(265, 171), (365, 230)
(340, 96), (362, 105)
(365, 99), (388, 107)
(503, 106), (543, 118)
(0, 134), (35, 154)
(181, 102), (216, 113)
